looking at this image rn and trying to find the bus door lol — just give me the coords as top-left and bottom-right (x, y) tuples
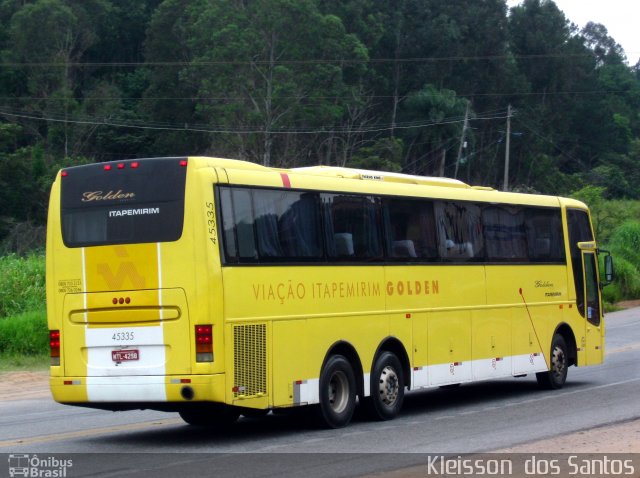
(582, 249), (604, 365)
(567, 209), (603, 366)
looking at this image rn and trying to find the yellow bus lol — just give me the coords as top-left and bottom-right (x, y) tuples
(46, 156), (613, 428)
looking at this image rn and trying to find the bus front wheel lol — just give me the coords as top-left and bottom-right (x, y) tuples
(317, 355), (356, 428)
(365, 351), (405, 421)
(536, 334), (568, 390)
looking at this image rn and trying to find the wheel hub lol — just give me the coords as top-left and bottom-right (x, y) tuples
(551, 345), (566, 379)
(378, 366), (399, 405)
(328, 371), (349, 413)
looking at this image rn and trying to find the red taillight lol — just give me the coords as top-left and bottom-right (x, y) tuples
(117, 163), (125, 170)
(50, 330), (60, 365)
(195, 324), (213, 362)
(180, 160), (188, 167)
(131, 162), (139, 169)
(104, 164), (112, 171)
(61, 170), (68, 177)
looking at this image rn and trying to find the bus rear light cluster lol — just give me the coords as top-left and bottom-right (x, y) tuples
(103, 162), (141, 171)
(64, 159), (184, 177)
(112, 297), (131, 305)
(50, 330), (61, 366)
(195, 324), (213, 362)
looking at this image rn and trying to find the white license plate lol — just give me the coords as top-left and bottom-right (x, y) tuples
(112, 349), (139, 362)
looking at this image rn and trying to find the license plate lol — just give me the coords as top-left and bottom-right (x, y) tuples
(112, 349), (139, 362)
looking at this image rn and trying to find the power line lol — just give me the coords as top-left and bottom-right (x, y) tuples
(0, 108), (509, 135)
(0, 89), (629, 102)
(0, 52), (607, 68)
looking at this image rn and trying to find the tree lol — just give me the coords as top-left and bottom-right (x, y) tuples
(171, 0), (368, 166)
(398, 85), (470, 177)
(2, 0), (110, 159)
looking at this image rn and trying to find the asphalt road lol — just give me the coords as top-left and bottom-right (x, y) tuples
(1, 308), (639, 477)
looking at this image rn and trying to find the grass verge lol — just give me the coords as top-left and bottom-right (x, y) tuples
(0, 353), (48, 372)
(0, 308), (48, 360)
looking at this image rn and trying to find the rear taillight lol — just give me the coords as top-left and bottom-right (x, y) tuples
(195, 325), (213, 362)
(50, 330), (60, 366)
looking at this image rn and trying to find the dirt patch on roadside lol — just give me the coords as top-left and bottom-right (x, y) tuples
(495, 418), (640, 453)
(615, 300), (640, 309)
(0, 371), (50, 401)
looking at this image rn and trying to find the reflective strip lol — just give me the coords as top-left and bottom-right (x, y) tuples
(86, 376), (167, 402)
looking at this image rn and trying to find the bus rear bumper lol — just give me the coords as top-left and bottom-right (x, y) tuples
(50, 373), (226, 406)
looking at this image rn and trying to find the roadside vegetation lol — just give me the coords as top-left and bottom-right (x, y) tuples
(0, 252), (47, 368)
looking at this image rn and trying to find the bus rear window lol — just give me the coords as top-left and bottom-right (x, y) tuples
(60, 158), (187, 247)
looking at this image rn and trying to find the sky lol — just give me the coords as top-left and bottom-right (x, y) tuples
(507, 0), (640, 64)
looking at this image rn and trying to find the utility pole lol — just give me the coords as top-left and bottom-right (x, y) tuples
(503, 104), (512, 191)
(454, 102), (470, 179)
(438, 149), (446, 177)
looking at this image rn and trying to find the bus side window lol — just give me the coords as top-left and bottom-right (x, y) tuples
(383, 198), (437, 260)
(323, 194), (382, 260)
(232, 188), (257, 260)
(525, 209), (565, 262)
(482, 205), (527, 261)
(277, 192), (322, 258)
(435, 201), (484, 261)
(220, 187), (238, 261)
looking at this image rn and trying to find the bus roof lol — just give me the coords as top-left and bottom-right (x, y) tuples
(291, 166), (472, 189)
(187, 157), (586, 208)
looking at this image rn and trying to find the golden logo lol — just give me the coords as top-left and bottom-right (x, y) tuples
(82, 190), (135, 202)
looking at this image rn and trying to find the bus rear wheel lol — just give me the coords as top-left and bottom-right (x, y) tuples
(316, 355), (356, 428)
(536, 334), (568, 390)
(179, 403), (240, 428)
(365, 351), (405, 421)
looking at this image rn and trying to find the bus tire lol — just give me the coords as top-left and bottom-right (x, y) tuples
(316, 355), (356, 428)
(536, 334), (568, 390)
(365, 351), (405, 421)
(179, 403), (240, 428)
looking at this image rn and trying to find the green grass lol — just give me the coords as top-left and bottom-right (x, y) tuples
(0, 353), (48, 372)
(0, 253), (48, 368)
(0, 252), (45, 318)
(0, 308), (48, 355)
(602, 221), (640, 306)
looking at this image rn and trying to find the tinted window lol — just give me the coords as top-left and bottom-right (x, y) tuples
(322, 194), (382, 260)
(525, 208), (565, 262)
(218, 184), (567, 267)
(61, 158), (187, 247)
(481, 206), (565, 262)
(483, 205), (527, 261)
(435, 201), (484, 262)
(383, 198), (437, 260)
(220, 186), (322, 263)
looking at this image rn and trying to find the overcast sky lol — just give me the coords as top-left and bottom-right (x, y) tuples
(507, 0), (640, 64)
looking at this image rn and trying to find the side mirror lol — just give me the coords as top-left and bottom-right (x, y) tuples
(604, 253), (614, 284)
(598, 249), (614, 286)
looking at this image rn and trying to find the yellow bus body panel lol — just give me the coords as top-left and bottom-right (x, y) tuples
(46, 157), (604, 411)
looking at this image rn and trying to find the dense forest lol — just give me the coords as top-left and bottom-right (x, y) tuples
(1, 0), (640, 250)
